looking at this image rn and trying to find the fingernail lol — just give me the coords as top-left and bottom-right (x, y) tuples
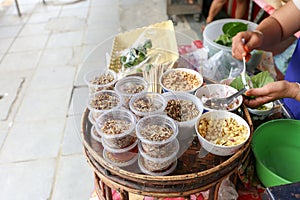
(244, 46), (250, 53)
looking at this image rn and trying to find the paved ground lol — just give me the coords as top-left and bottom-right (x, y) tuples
(0, 0), (204, 199)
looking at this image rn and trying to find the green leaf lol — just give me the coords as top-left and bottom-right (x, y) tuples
(230, 71), (274, 90)
(215, 22), (248, 47)
(145, 64), (153, 71)
(136, 68), (143, 73)
(214, 34), (232, 46)
(120, 56), (127, 64)
(251, 71), (274, 88)
(230, 75), (251, 91)
(143, 39), (152, 49)
(223, 22), (248, 37)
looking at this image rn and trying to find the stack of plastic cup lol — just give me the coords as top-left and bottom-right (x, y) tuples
(95, 109), (138, 167)
(136, 114), (179, 175)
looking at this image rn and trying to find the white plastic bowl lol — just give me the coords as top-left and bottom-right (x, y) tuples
(248, 102), (274, 116)
(159, 68), (203, 94)
(203, 18), (257, 57)
(195, 111), (250, 156)
(195, 84), (243, 111)
(162, 91), (204, 141)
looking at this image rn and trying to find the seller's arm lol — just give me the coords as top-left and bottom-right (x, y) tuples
(232, 0), (300, 59)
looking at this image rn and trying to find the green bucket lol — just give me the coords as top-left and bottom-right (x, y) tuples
(251, 119), (300, 187)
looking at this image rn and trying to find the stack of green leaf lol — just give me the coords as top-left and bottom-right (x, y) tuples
(214, 22), (248, 47)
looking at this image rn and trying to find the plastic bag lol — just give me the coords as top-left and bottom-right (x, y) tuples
(112, 23), (179, 78)
(203, 50), (243, 83)
(218, 177), (239, 200)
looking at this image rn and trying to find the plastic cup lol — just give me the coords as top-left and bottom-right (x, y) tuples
(95, 109), (137, 149)
(136, 114), (178, 158)
(129, 92), (167, 118)
(162, 91), (204, 141)
(138, 154), (177, 175)
(87, 90), (123, 120)
(88, 111), (96, 125)
(159, 68), (203, 94)
(102, 138), (138, 167)
(84, 68), (117, 94)
(91, 125), (101, 143)
(138, 138), (179, 159)
(115, 76), (149, 108)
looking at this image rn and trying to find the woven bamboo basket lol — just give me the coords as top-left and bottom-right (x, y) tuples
(82, 103), (253, 200)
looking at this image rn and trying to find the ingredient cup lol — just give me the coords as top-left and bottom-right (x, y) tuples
(87, 90), (123, 120)
(84, 68), (117, 94)
(115, 76), (149, 108)
(129, 92), (167, 118)
(95, 109), (137, 149)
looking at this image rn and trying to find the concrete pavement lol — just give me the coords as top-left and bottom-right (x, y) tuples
(0, 0), (203, 199)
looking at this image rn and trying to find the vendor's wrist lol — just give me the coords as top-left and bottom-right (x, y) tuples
(253, 30), (263, 37)
(253, 30), (264, 48)
(294, 82), (300, 101)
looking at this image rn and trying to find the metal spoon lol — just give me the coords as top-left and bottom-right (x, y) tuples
(241, 38), (250, 90)
(204, 88), (247, 110)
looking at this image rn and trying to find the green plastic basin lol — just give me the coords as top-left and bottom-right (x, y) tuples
(251, 119), (300, 187)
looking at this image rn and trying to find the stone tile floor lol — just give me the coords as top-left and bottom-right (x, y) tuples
(0, 0), (204, 199)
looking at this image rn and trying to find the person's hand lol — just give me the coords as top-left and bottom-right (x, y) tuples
(244, 80), (298, 108)
(232, 31), (264, 61)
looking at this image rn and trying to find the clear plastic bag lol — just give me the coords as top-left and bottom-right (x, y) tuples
(218, 177), (239, 200)
(203, 50), (243, 83)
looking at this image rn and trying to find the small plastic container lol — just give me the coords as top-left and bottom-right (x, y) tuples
(136, 114), (178, 157)
(84, 68), (117, 94)
(138, 154), (177, 176)
(102, 138), (139, 167)
(91, 125), (101, 143)
(87, 90), (123, 120)
(248, 102), (274, 116)
(159, 68), (203, 94)
(162, 91), (204, 141)
(138, 138), (179, 159)
(95, 109), (137, 149)
(115, 76), (149, 108)
(129, 92), (167, 118)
